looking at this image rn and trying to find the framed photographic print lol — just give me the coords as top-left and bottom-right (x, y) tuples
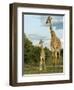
(9, 3), (72, 86)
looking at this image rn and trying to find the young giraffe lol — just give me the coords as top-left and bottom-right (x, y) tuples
(46, 16), (61, 65)
(39, 40), (46, 71)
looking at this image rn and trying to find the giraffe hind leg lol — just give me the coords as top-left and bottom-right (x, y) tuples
(52, 51), (55, 65)
(58, 51), (60, 65)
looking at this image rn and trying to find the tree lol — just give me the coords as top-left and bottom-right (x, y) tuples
(24, 34), (33, 64)
(24, 34), (40, 65)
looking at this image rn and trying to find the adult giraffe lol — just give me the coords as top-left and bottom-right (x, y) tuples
(46, 16), (61, 65)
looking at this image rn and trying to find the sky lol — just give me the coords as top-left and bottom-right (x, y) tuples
(24, 14), (64, 49)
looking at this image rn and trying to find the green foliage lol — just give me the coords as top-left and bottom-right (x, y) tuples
(24, 34), (33, 64)
(24, 34), (40, 65)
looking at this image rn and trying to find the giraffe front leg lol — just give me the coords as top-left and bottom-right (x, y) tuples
(39, 57), (43, 71)
(51, 48), (55, 64)
(43, 58), (46, 71)
(52, 51), (55, 65)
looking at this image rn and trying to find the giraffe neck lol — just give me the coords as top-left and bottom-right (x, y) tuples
(51, 30), (56, 39)
(41, 45), (43, 51)
(48, 21), (57, 40)
(48, 22), (52, 32)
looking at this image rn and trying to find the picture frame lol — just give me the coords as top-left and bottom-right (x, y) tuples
(9, 3), (72, 86)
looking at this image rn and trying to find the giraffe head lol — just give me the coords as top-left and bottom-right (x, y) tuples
(39, 40), (43, 48)
(46, 16), (52, 32)
(46, 16), (52, 24)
